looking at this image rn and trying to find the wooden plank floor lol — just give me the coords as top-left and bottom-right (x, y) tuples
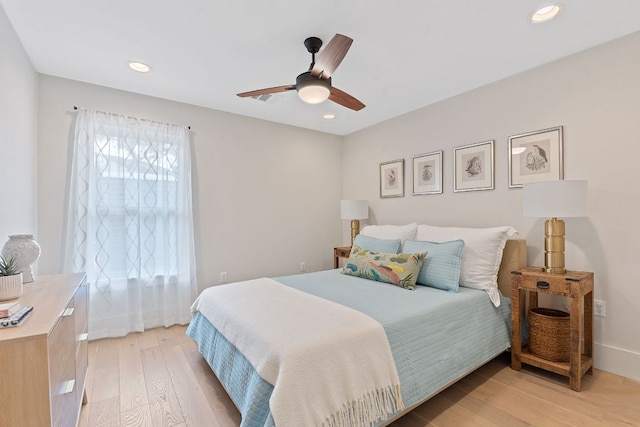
(79, 325), (640, 426)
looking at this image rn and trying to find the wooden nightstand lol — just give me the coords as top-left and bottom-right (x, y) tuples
(334, 246), (352, 268)
(511, 267), (594, 391)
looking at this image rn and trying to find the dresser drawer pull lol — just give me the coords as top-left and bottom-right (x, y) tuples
(60, 379), (75, 394)
(536, 281), (550, 289)
(62, 307), (75, 317)
(79, 333), (89, 341)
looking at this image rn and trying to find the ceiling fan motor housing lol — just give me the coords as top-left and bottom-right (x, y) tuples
(296, 71), (331, 104)
(304, 36), (323, 54)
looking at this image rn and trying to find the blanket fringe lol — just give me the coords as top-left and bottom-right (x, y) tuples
(322, 385), (404, 427)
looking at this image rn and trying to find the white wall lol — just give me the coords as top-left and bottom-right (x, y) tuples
(343, 31), (640, 381)
(0, 8), (38, 244)
(37, 76), (343, 292)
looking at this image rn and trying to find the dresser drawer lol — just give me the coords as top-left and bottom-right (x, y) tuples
(74, 279), (88, 345)
(48, 305), (77, 427)
(74, 281), (89, 413)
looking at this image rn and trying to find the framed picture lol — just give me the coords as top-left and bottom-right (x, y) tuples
(379, 159), (404, 198)
(412, 151), (443, 195)
(453, 140), (495, 192)
(508, 126), (563, 188)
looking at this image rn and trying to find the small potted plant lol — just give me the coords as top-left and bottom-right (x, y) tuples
(0, 256), (23, 301)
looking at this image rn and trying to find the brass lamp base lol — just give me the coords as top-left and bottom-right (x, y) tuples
(544, 217), (566, 274)
(350, 219), (360, 246)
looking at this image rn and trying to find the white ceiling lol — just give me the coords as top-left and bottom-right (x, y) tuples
(2, 1), (640, 136)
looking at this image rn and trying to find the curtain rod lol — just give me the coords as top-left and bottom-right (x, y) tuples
(73, 106), (191, 130)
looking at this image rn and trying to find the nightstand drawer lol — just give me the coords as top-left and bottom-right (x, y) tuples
(335, 247), (351, 258)
(334, 246), (352, 268)
(518, 274), (571, 294)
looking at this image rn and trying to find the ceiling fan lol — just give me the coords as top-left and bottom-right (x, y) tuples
(236, 34), (365, 111)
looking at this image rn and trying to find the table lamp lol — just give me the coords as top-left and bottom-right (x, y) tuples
(523, 180), (587, 274)
(340, 200), (369, 246)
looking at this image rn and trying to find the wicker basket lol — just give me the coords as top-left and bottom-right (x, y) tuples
(528, 307), (570, 362)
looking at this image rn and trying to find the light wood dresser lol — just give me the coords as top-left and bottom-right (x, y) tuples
(0, 273), (88, 426)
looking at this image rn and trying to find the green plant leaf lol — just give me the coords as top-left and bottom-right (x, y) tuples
(0, 256), (20, 276)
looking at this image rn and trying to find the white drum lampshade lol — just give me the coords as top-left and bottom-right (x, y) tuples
(341, 200), (369, 246)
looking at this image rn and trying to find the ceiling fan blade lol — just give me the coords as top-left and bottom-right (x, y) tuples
(329, 87), (365, 111)
(311, 34), (353, 79)
(236, 85), (296, 98)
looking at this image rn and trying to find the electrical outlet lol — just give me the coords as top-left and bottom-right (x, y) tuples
(220, 272), (227, 283)
(300, 262), (306, 272)
(594, 299), (606, 317)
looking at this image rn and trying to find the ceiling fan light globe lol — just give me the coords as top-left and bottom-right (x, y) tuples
(296, 71), (331, 104)
(298, 85), (330, 104)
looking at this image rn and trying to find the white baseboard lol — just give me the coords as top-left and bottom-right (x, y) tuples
(594, 342), (640, 381)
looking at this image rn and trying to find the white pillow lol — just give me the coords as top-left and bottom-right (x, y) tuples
(360, 223), (417, 246)
(416, 224), (518, 306)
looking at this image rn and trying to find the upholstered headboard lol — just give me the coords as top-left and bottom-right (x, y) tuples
(497, 239), (526, 296)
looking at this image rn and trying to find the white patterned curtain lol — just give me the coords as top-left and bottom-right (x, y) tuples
(65, 109), (197, 339)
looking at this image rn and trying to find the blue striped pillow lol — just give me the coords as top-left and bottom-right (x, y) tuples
(402, 239), (465, 292)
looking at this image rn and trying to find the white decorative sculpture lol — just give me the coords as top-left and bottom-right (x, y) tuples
(1, 235), (41, 283)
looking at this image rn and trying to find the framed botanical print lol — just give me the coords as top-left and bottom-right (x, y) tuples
(379, 159), (404, 198)
(412, 151), (443, 195)
(508, 126), (563, 188)
(453, 140), (495, 192)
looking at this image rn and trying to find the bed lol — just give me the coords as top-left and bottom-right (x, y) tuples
(187, 224), (526, 427)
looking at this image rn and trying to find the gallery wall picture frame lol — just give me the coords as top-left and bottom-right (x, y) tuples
(380, 159), (405, 198)
(453, 140), (495, 192)
(412, 151), (443, 195)
(508, 126), (564, 188)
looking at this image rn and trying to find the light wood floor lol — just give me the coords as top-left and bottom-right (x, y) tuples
(79, 325), (640, 427)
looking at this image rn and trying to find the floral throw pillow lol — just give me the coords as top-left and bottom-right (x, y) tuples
(341, 245), (427, 290)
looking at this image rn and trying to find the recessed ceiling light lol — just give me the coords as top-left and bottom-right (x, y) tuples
(531, 4), (561, 23)
(323, 113), (335, 120)
(127, 61), (152, 73)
